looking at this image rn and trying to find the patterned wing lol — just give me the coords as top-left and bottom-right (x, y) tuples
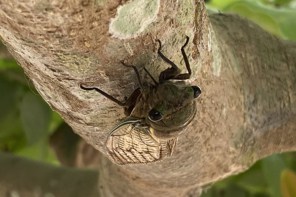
(105, 120), (177, 165)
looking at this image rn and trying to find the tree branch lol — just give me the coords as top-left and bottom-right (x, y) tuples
(0, 153), (99, 197)
(0, 0), (295, 196)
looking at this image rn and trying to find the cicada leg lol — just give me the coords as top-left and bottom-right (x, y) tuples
(158, 36), (192, 82)
(157, 39), (180, 83)
(120, 61), (143, 89)
(143, 67), (158, 86)
(80, 84), (141, 116)
(80, 84), (127, 106)
(173, 36), (191, 80)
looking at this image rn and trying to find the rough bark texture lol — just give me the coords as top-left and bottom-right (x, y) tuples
(0, 0), (295, 197)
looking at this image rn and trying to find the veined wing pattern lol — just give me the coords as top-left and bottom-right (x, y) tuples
(106, 121), (177, 165)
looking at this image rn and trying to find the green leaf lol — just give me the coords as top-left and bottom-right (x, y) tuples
(261, 155), (286, 197)
(0, 59), (19, 69)
(0, 76), (22, 120)
(20, 92), (51, 144)
(48, 111), (63, 134)
(223, 1), (284, 38)
(281, 169), (296, 197)
(236, 162), (268, 194)
(0, 109), (27, 151)
(225, 187), (248, 197)
(207, 0), (296, 40)
(0, 77), (27, 151)
(207, 0), (242, 9)
(15, 138), (59, 164)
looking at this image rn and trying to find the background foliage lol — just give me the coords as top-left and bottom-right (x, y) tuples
(0, 0), (295, 196)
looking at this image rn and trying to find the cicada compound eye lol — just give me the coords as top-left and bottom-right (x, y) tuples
(191, 86), (201, 98)
(148, 108), (163, 122)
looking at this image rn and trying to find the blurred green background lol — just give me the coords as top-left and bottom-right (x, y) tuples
(0, 0), (296, 196)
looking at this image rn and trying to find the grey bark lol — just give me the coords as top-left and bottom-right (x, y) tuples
(0, 0), (295, 196)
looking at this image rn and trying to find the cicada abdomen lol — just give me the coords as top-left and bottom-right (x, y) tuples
(80, 36), (201, 165)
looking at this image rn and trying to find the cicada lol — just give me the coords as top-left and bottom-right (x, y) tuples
(80, 36), (201, 165)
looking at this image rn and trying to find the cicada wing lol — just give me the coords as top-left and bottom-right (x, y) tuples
(160, 138), (177, 157)
(106, 123), (161, 165)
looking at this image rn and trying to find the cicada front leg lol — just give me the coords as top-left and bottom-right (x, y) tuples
(80, 84), (127, 106)
(157, 36), (191, 83)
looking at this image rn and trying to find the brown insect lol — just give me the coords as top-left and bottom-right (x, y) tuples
(81, 36), (201, 165)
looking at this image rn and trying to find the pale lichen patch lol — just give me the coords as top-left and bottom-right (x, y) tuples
(209, 28), (222, 77)
(109, 0), (160, 39)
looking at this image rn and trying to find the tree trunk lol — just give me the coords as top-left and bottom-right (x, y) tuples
(0, 0), (295, 196)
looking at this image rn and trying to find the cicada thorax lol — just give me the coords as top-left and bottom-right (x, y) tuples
(129, 80), (197, 139)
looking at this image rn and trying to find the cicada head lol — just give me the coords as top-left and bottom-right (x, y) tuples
(131, 81), (201, 139)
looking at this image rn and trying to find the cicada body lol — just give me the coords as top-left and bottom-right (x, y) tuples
(81, 36), (201, 165)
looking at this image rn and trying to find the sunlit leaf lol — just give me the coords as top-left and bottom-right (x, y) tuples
(15, 138), (59, 165)
(224, 1), (284, 38)
(207, 0), (296, 40)
(0, 59), (19, 69)
(206, 0), (241, 9)
(281, 169), (296, 197)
